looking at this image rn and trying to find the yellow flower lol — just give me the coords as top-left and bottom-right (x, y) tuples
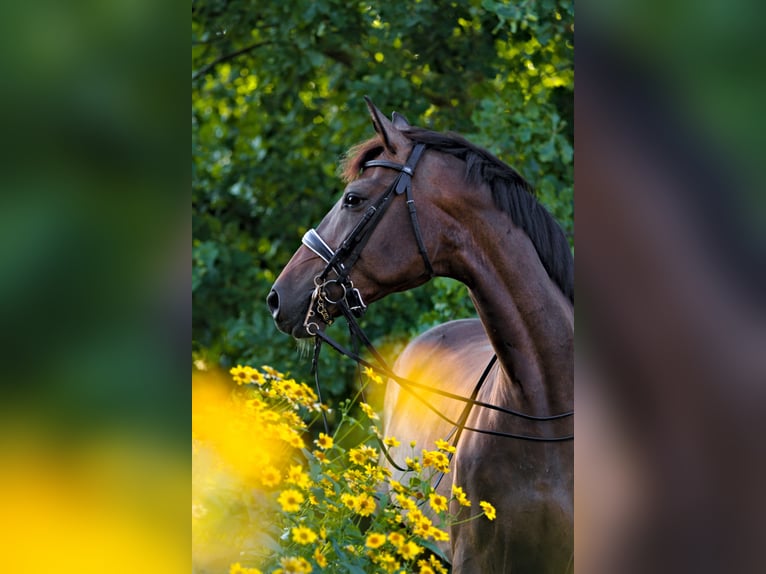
(277, 489), (305, 512)
(405, 457), (422, 472)
(353, 492), (376, 516)
(261, 365), (284, 379)
(279, 556), (312, 573)
(388, 531), (405, 548)
(374, 552), (400, 573)
(359, 402), (379, 420)
(429, 526), (450, 542)
(260, 465), (282, 488)
(365, 532), (387, 548)
(434, 438), (456, 453)
(229, 365), (249, 385)
(420, 555), (448, 574)
(480, 500), (497, 521)
(451, 484), (471, 507)
(340, 493), (356, 510)
(243, 366), (266, 385)
(313, 547), (327, 568)
(383, 436), (400, 448)
(286, 464), (311, 489)
(395, 494), (417, 512)
(389, 479), (405, 494)
(421, 449), (450, 472)
(362, 366), (384, 384)
(428, 493), (448, 513)
(349, 445), (377, 465)
(292, 525), (318, 545)
(230, 563), (262, 574)
(287, 433), (306, 449)
(397, 540), (424, 560)
(411, 514), (434, 538)
(314, 432), (333, 449)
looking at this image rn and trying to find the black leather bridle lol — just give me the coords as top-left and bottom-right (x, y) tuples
(298, 142), (573, 450)
(301, 143), (431, 335)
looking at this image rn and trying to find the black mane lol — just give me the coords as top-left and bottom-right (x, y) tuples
(404, 127), (574, 303)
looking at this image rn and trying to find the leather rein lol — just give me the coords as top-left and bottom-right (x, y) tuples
(299, 143), (573, 449)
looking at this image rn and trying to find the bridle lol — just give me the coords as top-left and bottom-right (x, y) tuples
(298, 142), (573, 452)
(301, 143), (432, 335)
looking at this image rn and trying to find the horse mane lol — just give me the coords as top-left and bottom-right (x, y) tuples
(341, 128), (574, 303)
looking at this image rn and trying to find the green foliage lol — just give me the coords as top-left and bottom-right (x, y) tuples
(192, 0), (573, 404)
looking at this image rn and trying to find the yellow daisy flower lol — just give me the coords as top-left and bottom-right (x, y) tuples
(365, 532), (387, 549)
(388, 531), (405, 548)
(291, 525), (318, 545)
(277, 489), (304, 513)
(480, 500), (497, 521)
(429, 492), (449, 513)
(451, 484), (471, 507)
(313, 547), (327, 568)
(383, 436), (400, 448)
(260, 465), (282, 488)
(362, 366), (384, 384)
(314, 432), (333, 449)
(278, 556), (312, 573)
(353, 492), (376, 516)
(397, 540), (424, 560)
(359, 402), (379, 420)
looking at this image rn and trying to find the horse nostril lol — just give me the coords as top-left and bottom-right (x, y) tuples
(267, 289), (280, 318)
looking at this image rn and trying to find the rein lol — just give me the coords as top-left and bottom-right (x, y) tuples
(301, 143), (573, 446)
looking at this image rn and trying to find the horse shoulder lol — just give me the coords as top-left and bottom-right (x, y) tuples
(382, 318), (493, 466)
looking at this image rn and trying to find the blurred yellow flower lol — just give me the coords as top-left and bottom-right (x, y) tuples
(314, 432), (333, 450)
(480, 500), (497, 521)
(260, 465), (282, 488)
(286, 464), (311, 489)
(429, 493), (448, 513)
(313, 547), (327, 567)
(451, 484), (471, 507)
(230, 562), (263, 574)
(277, 489), (304, 512)
(362, 366), (384, 384)
(434, 439), (456, 453)
(383, 436), (400, 448)
(365, 532), (387, 548)
(388, 531), (405, 547)
(279, 555), (312, 573)
(397, 540), (424, 560)
(292, 526), (318, 545)
(353, 493), (376, 516)
(359, 402), (379, 420)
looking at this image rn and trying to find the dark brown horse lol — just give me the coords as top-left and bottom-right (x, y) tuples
(268, 100), (573, 573)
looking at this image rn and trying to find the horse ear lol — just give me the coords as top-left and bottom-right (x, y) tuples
(364, 96), (408, 155)
(392, 111), (410, 128)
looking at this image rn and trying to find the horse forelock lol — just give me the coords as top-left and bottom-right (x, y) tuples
(340, 127), (574, 302)
(340, 137), (384, 183)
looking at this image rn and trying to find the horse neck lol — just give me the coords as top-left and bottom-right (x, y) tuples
(455, 216), (573, 416)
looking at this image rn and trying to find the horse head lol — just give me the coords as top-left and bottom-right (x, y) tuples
(268, 98), (463, 338)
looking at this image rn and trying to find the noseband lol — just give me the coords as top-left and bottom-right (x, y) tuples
(301, 143), (432, 335)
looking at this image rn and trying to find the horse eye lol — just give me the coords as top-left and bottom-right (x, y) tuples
(343, 192), (364, 208)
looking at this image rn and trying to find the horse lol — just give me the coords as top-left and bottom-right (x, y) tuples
(268, 98), (574, 573)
